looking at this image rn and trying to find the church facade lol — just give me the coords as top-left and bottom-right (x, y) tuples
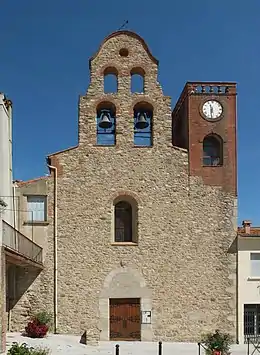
(9, 30), (238, 343)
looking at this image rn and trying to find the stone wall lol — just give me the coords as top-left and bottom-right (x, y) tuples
(10, 31), (237, 343)
(6, 178), (49, 332)
(44, 147), (237, 341)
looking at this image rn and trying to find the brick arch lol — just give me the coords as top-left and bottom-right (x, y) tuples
(89, 30), (159, 69)
(204, 132), (223, 142)
(132, 100), (155, 121)
(130, 67), (146, 76)
(109, 190), (142, 205)
(94, 97), (120, 115)
(203, 133), (223, 166)
(131, 98), (156, 114)
(99, 64), (121, 76)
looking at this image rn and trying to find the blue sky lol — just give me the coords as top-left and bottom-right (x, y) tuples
(1, 1), (260, 225)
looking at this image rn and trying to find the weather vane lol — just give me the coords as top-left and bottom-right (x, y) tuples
(118, 20), (129, 31)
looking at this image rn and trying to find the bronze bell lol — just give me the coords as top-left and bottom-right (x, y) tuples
(98, 112), (112, 129)
(135, 113), (149, 129)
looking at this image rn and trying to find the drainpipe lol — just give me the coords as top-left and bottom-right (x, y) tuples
(47, 162), (58, 334)
(12, 185), (16, 230)
(7, 185), (17, 332)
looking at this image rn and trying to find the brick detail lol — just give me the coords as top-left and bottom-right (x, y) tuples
(173, 83), (237, 195)
(49, 155), (63, 178)
(109, 190), (142, 204)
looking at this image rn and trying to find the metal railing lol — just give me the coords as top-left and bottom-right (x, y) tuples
(2, 220), (43, 264)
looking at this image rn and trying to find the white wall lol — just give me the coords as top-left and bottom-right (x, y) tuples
(238, 250), (260, 344)
(0, 93), (14, 241)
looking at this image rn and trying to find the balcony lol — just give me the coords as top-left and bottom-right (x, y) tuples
(2, 220), (43, 265)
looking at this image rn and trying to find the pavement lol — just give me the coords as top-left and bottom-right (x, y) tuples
(5, 332), (251, 355)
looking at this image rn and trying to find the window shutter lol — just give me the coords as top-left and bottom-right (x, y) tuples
(250, 253), (260, 277)
(27, 196), (46, 222)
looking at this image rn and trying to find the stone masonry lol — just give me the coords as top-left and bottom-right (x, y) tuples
(10, 31), (237, 343)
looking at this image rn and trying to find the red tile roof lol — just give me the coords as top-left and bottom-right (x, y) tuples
(237, 226), (260, 236)
(15, 176), (49, 186)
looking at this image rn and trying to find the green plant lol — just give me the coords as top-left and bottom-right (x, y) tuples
(7, 342), (50, 355)
(30, 347), (50, 355)
(33, 311), (52, 326)
(8, 343), (31, 355)
(201, 329), (233, 355)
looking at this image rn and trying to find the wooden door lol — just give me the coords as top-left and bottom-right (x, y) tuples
(110, 298), (141, 341)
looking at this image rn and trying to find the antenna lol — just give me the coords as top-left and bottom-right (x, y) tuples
(118, 20), (129, 31)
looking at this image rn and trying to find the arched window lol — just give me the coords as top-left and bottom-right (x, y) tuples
(203, 134), (223, 166)
(113, 196), (138, 243)
(104, 67), (118, 93)
(133, 102), (153, 146)
(96, 101), (116, 146)
(131, 67), (145, 93)
(115, 201), (132, 242)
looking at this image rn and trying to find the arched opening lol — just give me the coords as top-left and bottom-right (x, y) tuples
(133, 102), (153, 147)
(131, 67), (145, 93)
(115, 201), (132, 242)
(104, 67), (118, 94)
(96, 101), (116, 146)
(113, 195), (138, 243)
(203, 134), (223, 166)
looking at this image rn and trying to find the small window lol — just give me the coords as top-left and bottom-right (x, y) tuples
(115, 201), (132, 242)
(203, 135), (223, 166)
(104, 74), (117, 93)
(104, 67), (118, 94)
(131, 67), (145, 93)
(131, 74), (144, 93)
(27, 195), (47, 222)
(250, 253), (260, 277)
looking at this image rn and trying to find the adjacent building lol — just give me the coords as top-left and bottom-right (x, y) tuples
(0, 93), (43, 354)
(237, 221), (260, 344)
(0, 92), (13, 353)
(7, 30), (239, 343)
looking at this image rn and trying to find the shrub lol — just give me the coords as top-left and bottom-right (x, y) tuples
(8, 343), (30, 355)
(34, 311), (52, 326)
(8, 342), (50, 355)
(25, 321), (49, 338)
(201, 329), (233, 355)
(30, 347), (50, 355)
(25, 311), (52, 338)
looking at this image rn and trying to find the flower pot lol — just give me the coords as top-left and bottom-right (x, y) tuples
(212, 350), (221, 355)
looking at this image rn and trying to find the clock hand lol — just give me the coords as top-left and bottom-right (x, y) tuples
(210, 105), (213, 118)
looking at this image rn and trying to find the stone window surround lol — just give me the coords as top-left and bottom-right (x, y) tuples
(110, 191), (139, 245)
(99, 267), (152, 341)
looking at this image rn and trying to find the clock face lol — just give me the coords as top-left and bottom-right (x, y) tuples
(202, 100), (223, 120)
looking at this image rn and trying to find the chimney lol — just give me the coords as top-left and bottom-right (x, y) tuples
(242, 220), (252, 234)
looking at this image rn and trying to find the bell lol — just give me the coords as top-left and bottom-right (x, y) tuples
(98, 112), (112, 129)
(135, 113), (149, 129)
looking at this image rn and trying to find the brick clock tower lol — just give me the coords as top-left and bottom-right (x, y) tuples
(172, 82), (237, 195)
